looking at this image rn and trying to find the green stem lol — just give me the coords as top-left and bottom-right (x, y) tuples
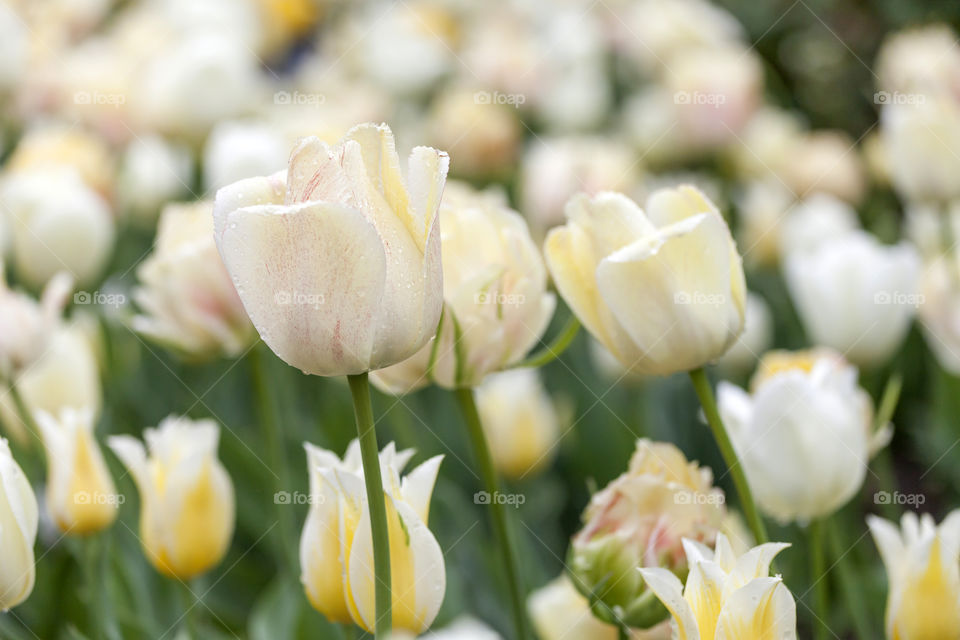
(454, 387), (529, 640)
(249, 344), (297, 575)
(10, 383), (39, 438)
(618, 625), (629, 640)
(178, 580), (199, 639)
(688, 368), (768, 544)
(83, 536), (104, 639)
(512, 315), (580, 369)
(347, 373), (392, 638)
(808, 519), (828, 640)
(827, 519), (875, 639)
(341, 624), (357, 640)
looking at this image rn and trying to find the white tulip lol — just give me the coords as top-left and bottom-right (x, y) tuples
(718, 349), (879, 523)
(35, 407), (117, 535)
(117, 135), (193, 224)
(882, 97), (960, 203)
(868, 511), (960, 639)
(203, 120), (289, 191)
(544, 186), (745, 377)
(133, 201), (254, 359)
(108, 417), (235, 579)
(918, 253), (960, 374)
(0, 268), (72, 382)
(876, 25), (960, 98)
(0, 438), (38, 610)
(785, 231), (920, 367)
(213, 122), (448, 377)
(474, 369), (560, 479)
(1, 168), (114, 289)
(300, 440), (445, 633)
(372, 182), (554, 391)
(778, 192), (860, 256)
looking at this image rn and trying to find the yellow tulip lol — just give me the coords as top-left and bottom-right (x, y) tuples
(300, 440), (445, 633)
(108, 417), (235, 579)
(0, 438), (38, 610)
(868, 511), (960, 639)
(640, 533), (797, 640)
(544, 186), (745, 377)
(35, 407), (117, 535)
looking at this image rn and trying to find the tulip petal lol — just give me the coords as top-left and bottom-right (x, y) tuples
(714, 578), (797, 640)
(400, 455), (443, 524)
(213, 171), (286, 242)
(683, 560), (726, 640)
(219, 201), (387, 376)
(639, 567), (700, 640)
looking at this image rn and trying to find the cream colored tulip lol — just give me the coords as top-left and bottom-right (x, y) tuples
(133, 201), (255, 359)
(570, 439), (726, 628)
(0, 321), (101, 443)
(117, 135), (193, 224)
(0, 268), (72, 382)
(640, 533), (796, 640)
(869, 511), (960, 639)
(213, 123), (449, 377)
(544, 186), (745, 377)
(35, 407), (117, 535)
(718, 349), (884, 523)
(785, 231), (920, 367)
(474, 369), (560, 479)
(876, 25), (960, 98)
(882, 96), (960, 204)
(108, 417), (235, 579)
(6, 124), (114, 199)
(0, 438), (38, 610)
(919, 253), (960, 374)
(300, 440), (445, 633)
(372, 182), (554, 391)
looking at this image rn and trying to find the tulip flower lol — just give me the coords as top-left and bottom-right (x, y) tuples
(639, 533), (797, 639)
(474, 369), (560, 479)
(717, 348), (886, 523)
(868, 511), (960, 639)
(918, 253), (960, 375)
(213, 122), (449, 377)
(372, 181), (555, 391)
(0, 438), (38, 610)
(569, 439), (726, 628)
(544, 186), (745, 377)
(0, 267), (72, 383)
(299, 440), (445, 633)
(35, 407), (117, 535)
(108, 417), (235, 579)
(785, 230), (920, 368)
(133, 201), (255, 359)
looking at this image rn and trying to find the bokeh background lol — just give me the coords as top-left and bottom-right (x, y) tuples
(2, 0), (960, 638)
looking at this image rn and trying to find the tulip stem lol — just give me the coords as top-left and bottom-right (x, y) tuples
(618, 625), (630, 640)
(454, 387), (529, 640)
(347, 373), (392, 638)
(688, 368), (768, 544)
(808, 519), (829, 640)
(512, 315), (580, 369)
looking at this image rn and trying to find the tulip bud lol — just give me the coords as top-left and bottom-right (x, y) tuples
(214, 122), (449, 377)
(133, 201), (255, 359)
(869, 511), (960, 639)
(35, 407), (117, 535)
(718, 348), (886, 523)
(6, 124), (115, 199)
(785, 231), (920, 368)
(569, 439), (726, 629)
(544, 186), (745, 377)
(640, 534), (796, 639)
(117, 135), (193, 224)
(372, 182), (555, 391)
(203, 120), (288, 191)
(0, 268), (72, 384)
(0, 438), (38, 610)
(1, 168), (114, 290)
(882, 96), (960, 204)
(300, 440), (445, 633)
(108, 417), (235, 579)
(474, 369), (560, 479)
